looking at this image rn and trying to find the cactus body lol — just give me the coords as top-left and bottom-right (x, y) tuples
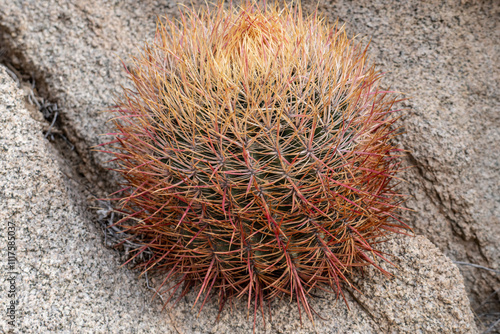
(104, 2), (407, 322)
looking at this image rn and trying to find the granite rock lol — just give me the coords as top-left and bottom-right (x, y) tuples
(0, 64), (477, 332)
(0, 0), (497, 331)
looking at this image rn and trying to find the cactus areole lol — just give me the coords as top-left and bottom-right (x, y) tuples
(103, 1), (408, 324)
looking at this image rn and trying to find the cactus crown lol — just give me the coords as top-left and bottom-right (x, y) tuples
(104, 1), (408, 324)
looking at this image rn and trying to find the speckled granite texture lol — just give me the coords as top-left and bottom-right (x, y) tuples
(0, 2), (497, 319)
(0, 55), (476, 334)
(0, 0), (497, 332)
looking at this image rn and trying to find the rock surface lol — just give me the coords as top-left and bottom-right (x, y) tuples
(0, 65), (171, 333)
(2, 0), (497, 325)
(0, 0), (497, 331)
(0, 64), (477, 333)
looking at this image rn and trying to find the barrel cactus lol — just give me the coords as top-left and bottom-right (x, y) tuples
(103, 1), (408, 323)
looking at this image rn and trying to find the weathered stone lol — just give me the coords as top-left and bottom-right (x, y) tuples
(0, 65), (172, 333)
(0, 51), (477, 334)
(1, 0), (496, 331)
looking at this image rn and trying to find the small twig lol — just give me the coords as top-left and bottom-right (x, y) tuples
(145, 271), (164, 301)
(483, 317), (500, 334)
(28, 88), (41, 109)
(145, 272), (183, 334)
(60, 134), (75, 150)
(476, 288), (500, 311)
(479, 313), (500, 317)
(44, 111), (59, 139)
(101, 222), (108, 246)
(453, 261), (500, 275)
(4, 63), (20, 87)
(345, 288), (376, 321)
